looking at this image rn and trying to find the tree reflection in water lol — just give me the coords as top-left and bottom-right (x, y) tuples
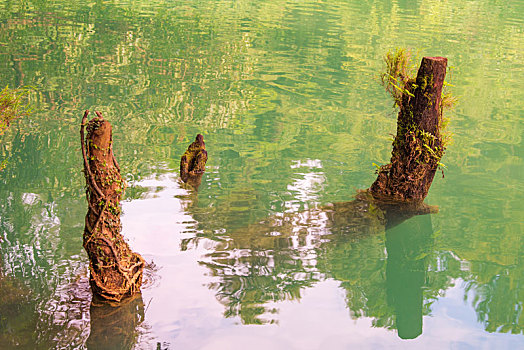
(189, 192), (442, 338)
(0, 271), (36, 348)
(0, 269), (148, 348)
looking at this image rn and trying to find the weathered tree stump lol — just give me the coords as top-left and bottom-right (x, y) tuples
(370, 57), (448, 202)
(80, 110), (144, 302)
(180, 134), (207, 184)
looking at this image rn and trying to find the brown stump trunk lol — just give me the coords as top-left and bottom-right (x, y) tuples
(370, 57), (447, 202)
(180, 134), (207, 186)
(80, 110), (144, 302)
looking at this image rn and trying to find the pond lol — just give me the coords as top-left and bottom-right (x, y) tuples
(0, 0), (523, 349)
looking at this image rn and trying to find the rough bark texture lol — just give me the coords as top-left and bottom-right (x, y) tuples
(370, 57), (447, 202)
(180, 134), (207, 184)
(81, 110), (144, 302)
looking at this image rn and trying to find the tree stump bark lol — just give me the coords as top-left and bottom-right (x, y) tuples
(180, 134), (207, 185)
(370, 57), (448, 202)
(80, 110), (144, 302)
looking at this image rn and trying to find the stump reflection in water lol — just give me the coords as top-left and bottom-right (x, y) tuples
(87, 294), (145, 350)
(192, 191), (438, 332)
(386, 213), (433, 339)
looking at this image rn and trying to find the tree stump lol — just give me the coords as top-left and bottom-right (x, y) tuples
(180, 134), (207, 184)
(370, 57), (448, 202)
(80, 110), (144, 302)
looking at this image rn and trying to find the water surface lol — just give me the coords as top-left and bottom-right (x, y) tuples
(0, 0), (523, 348)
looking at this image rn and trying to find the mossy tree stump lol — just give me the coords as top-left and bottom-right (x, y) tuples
(80, 110), (144, 302)
(180, 134), (207, 185)
(370, 57), (448, 202)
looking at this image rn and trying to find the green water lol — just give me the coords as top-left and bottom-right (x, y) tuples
(0, 0), (522, 348)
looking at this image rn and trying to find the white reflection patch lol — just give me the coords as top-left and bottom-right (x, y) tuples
(287, 172), (326, 202)
(290, 159), (323, 169)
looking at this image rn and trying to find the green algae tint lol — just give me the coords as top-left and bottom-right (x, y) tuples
(0, 0), (522, 348)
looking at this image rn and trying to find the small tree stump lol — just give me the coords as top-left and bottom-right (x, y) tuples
(370, 57), (448, 202)
(180, 134), (207, 183)
(80, 110), (144, 302)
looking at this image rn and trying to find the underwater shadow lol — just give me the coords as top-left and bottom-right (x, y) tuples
(87, 294), (146, 350)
